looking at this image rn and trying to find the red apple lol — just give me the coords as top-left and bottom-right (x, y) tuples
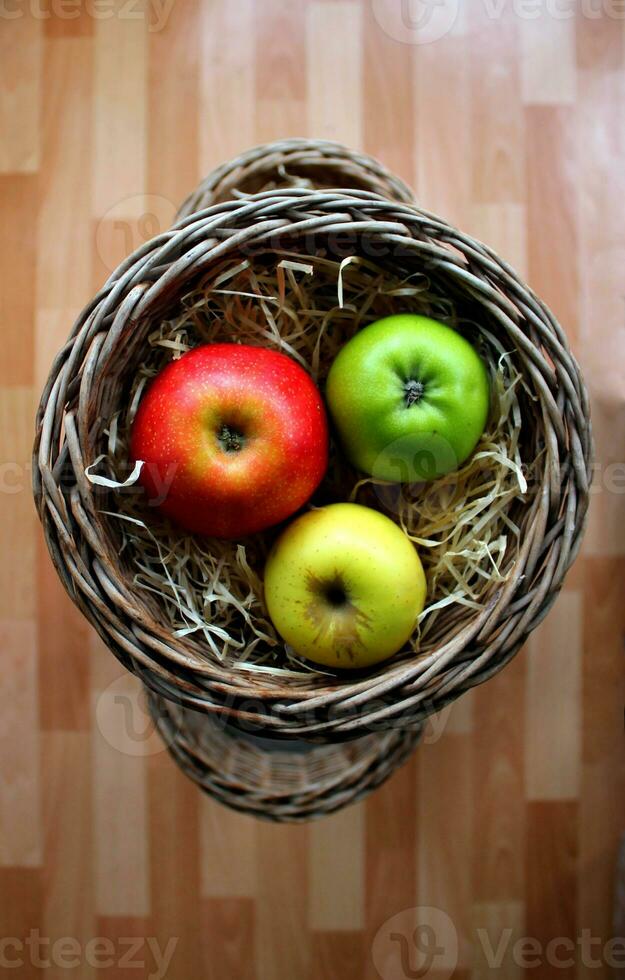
(130, 343), (329, 538)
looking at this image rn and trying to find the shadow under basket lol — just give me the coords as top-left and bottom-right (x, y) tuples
(34, 139), (592, 820)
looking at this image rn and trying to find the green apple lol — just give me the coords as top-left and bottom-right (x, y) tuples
(326, 314), (490, 482)
(264, 502), (426, 669)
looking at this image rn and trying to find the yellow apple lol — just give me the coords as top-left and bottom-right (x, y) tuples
(264, 502), (426, 669)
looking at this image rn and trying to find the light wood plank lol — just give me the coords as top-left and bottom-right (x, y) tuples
(576, 10), (624, 72)
(415, 26), (471, 227)
(37, 536), (91, 731)
(473, 654), (525, 902)
(255, 99), (308, 144)
(93, 0), (147, 219)
(470, 4), (524, 204)
(256, 822), (309, 980)
(577, 43), (625, 401)
(200, 795), (257, 899)
(579, 557), (625, 950)
(365, 753), (418, 964)
(363, 0), (414, 186)
(444, 689), (474, 736)
(0, 620), (41, 867)
(471, 901), (524, 979)
(0, 176), (37, 385)
(526, 592), (582, 801)
(201, 898), (255, 980)
(254, 0), (308, 144)
(0, 11), (41, 172)
(417, 735), (473, 971)
(255, 0), (306, 102)
(43, 0), (94, 37)
(147, 0), (199, 207)
(526, 105), (580, 350)
(42, 732), (94, 980)
(199, 0), (255, 174)
(0, 386), (36, 620)
(92, 673), (150, 917)
(309, 801), (364, 930)
(307, 1), (363, 148)
(521, 15), (576, 105)
(147, 747), (203, 977)
(37, 37), (92, 310)
(97, 913), (183, 979)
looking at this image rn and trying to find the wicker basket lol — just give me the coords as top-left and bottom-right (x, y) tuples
(33, 138), (592, 752)
(148, 691), (421, 822)
(176, 137), (415, 217)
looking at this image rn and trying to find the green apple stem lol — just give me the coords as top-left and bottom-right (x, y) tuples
(404, 379), (425, 407)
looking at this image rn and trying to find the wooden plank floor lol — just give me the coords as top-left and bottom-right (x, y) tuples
(1, 2), (624, 977)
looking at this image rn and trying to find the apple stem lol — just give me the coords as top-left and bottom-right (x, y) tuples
(404, 379), (425, 407)
(218, 424), (244, 452)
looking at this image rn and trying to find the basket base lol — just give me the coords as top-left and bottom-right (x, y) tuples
(147, 691), (422, 822)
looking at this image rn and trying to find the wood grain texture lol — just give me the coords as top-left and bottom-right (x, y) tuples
(364, 755), (418, 980)
(526, 105), (580, 350)
(312, 931), (366, 980)
(307, 1), (363, 147)
(0, 621), (41, 868)
(526, 801), (578, 979)
(418, 733), (473, 970)
(93, 1), (146, 219)
(93, 673), (150, 918)
(473, 654), (526, 903)
(37, 537), (91, 731)
(200, 797), (257, 899)
(0, 387), (36, 621)
(520, 14), (576, 106)
(36, 37), (92, 310)
(256, 822), (309, 980)
(1, 3), (624, 977)
(0, 12), (41, 174)
(363, 0), (414, 186)
(526, 591), (582, 801)
(41, 732), (94, 980)
(309, 802), (365, 930)
(415, 24), (471, 228)
(470, 2), (524, 205)
(0, 177), (36, 386)
(201, 898), (255, 980)
(199, 0), (255, 173)
(255, 0), (307, 103)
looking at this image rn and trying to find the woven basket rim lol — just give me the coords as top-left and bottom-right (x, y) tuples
(176, 137), (416, 218)
(33, 144), (593, 740)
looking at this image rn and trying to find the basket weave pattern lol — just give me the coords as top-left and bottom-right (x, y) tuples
(176, 137), (415, 217)
(34, 140), (592, 743)
(148, 691), (422, 822)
